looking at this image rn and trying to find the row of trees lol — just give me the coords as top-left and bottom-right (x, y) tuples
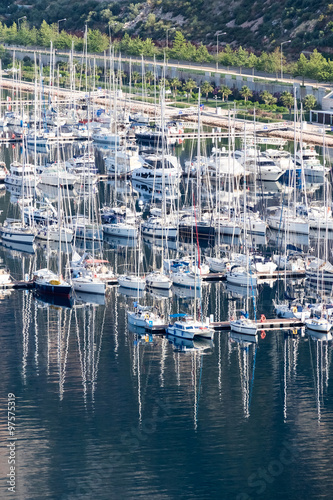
(10, 51), (319, 113)
(125, 70), (318, 111)
(1, 21), (333, 83)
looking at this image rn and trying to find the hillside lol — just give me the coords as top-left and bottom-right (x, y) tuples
(3, 0), (333, 56)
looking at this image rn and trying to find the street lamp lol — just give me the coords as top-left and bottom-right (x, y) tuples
(18, 16), (27, 29)
(216, 31), (226, 71)
(165, 27), (175, 62)
(108, 22), (117, 46)
(57, 18), (66, 33)
(281, 40), (291, 80)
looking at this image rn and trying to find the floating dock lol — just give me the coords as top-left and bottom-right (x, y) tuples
(201, 269), (306, 282)
(144, 317), (304, 335)
(12, 280), (35, 289)
(211, 318), (304, 331)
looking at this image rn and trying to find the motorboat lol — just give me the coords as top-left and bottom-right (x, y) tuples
(167, 314), (214, 340)
(305, 318), (332, 333)
(230, 317), (258, 336)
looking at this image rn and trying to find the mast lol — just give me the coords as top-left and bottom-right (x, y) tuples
(197, 88), (201, 220)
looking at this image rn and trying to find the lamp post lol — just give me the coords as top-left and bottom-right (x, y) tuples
(281, 40), (291, 80)
(57, 18), (66, 33)
(165, 27), (175, 64)
(18, 16), (27, 29)
(216, 31), (226, 71)
(108, 22), (117, 46)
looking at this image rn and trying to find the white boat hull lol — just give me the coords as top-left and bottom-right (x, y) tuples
(230, 319), (257, 336)
(0, 227), (35, 244)
(72, 278), (106, 295)
(305, 319), (332, 333)
(103, 223), (138, 239)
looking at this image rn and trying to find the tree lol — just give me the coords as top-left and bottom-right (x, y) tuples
(194, 43), (211, 63)
(219, 44), (235, 67)
(184, 78), (196, 101)
(170, 77), (181, 98)
(37, 21), (56, 47)
(261, 90), (277, 105)
(132, 71), (141, 85)
(280, 91), (294, 115)
(87, 29), (109, 53)
(201, 81), (213, 102)
(218, 85), (232, 102)
(170, 31), (187, 59)
(240, 85), (252, 102)
(247, 52), (258, 70)
(117, 69), (126, 86)
(235, 46), (248, 74)
(145, 70), (154, 86)
(294, 53), (308, 85)
(303, 94), (317, 111)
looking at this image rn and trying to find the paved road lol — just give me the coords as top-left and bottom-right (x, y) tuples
(4, 44), (332, 91)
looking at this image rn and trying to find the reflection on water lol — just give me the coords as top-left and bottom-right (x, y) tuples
(1, 276), (333, 499)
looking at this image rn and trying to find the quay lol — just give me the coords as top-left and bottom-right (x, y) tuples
(1, 76), (333, 148)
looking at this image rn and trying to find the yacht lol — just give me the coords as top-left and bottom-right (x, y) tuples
(305, 317), (332, 333)
(294, 146), (328, 180)
(230, 317), (258, 336)
(131, 154), (182, 186)
(127, 305), (166, 331)
(5, 162), (37, 188)
(167, 315), (214, 340)
(33, 268), (72, 296)
(0, 219), (35, 244)
(118, 274), (146, 291)
(234, 147), (283, 181)
(39, 162), (77, 189)
(104, 144), (143, 175)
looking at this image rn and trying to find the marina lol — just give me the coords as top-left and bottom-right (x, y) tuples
(0, 46), (333, 500)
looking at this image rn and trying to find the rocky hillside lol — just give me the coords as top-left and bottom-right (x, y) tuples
(5, 0), (333, 56)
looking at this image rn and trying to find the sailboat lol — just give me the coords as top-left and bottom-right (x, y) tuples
(34, 92), (71, 298)
(230, 146), (257, 337)
(127, 303), (166, 331)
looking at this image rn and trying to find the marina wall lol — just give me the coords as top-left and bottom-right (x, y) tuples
(4, 45), (328, 106)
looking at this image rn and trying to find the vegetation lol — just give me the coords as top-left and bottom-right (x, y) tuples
(3, 0), (333, 57)
(1, 20), (333, 83)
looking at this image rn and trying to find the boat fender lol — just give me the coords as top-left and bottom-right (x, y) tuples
(260, 314), (266, 322)
(292, 306), (297, 313)
(261, 330), (266, 339)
